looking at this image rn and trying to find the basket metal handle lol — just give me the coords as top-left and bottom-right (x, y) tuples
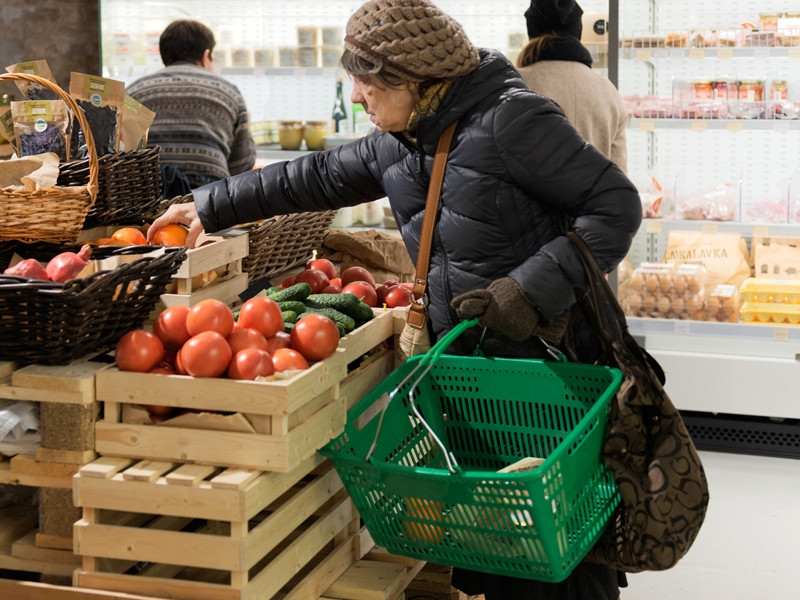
(365, 318), (480, 473)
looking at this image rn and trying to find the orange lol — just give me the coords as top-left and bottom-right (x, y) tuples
(111, 227), (148, 246)
(150, 223), (189, 247)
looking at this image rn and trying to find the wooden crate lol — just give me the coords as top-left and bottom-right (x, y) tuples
(158, 229), (250, 309)
(73, 454), (371, 600)
(94, 310), (394, 472)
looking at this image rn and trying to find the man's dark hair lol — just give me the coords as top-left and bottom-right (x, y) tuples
(159, 19), (216, 66)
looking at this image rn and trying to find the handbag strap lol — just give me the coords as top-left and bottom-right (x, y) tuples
(566, 231), (628, 347)
(407, 121), (458, 329)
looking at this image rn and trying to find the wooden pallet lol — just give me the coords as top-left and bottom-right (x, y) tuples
(72, 453), (369, 600)
(94, 310), (394, 472)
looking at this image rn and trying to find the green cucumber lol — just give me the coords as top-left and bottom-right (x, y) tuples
(352, 301), (375, 324)
(276, 300), (307, 315)
(304, 292), (361, 316)
(267, 282), (312, 303)
(282, 310), (299, 324)
(302, 306), (356, 332)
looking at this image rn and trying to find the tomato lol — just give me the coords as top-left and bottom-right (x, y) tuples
(236, 296), (284, 338)
(306, 258), (337, 280)
(341, 266), (376, 287)
(375, 282), (392, 305)
(111, 227), (147, 246)
(180, 331), (232, 378)
(150, 223), (188, 247)
(271, 348), (310, 372)
(320, 284), (342, 294)
(115, 329), (165, 373)
(227, 327), (270, 355)
(294, 268), (330, 293)
(290, 314), (340, 362)
(148, 366), (175, 375)
(280, 275), (297, 289)
(140, 402), (174, 417)
(341, 281), (378, 307)
(174, 348), (188, 375)
(384, 285), (412, 308)
(152, 305), (191, 349)
(227, 348), (275, 380)
(265, 331), (292, 353)
(329, 277), (342, 287)
(186, 299), (235, 337)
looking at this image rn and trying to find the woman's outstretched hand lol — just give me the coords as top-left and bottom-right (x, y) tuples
(147, 194), (205, 248)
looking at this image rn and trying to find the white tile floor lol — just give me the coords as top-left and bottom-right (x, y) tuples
(621, 450), (800, 600)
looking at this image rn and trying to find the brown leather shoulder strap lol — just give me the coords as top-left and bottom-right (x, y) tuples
(407, 121), (458, 329)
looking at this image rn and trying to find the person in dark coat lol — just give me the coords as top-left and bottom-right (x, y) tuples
(148, 3), (641, 596)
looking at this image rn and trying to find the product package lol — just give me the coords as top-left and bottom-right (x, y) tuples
(10, 99), (71, 161)
(0, 105), (17, 154)
(68, 72), (125, 158)
(119, 94), (156, 151)
(5, 59), (60, 101)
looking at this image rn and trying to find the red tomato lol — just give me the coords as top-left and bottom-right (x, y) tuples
(306, 258), (337, 280)
(115, 330), (165, 373)
(227, 327), (270, 355)
(180, 331), (232, 378)
(341, 266), (376, 287)
(140, 403), (174, 416)
(399, 282), (414, 291)
(294, 268), (330, 293)
(272, 348), (310, 372)
(320, 284), (342, 294)
(280, 275), (296, 289)
(149, 365), (175, 375)
(265, 331), (292, 353)
(375, 282), (392, 305)
(152, 305), (191, 349)
(227, 348), (275, 380)
(186, 299), (235, 337)
(237, 296), (284, 338)
(384, 285), (412, 308)
(329, 277), (342, 287)
(341, 281), (378, 307)
(290, 314), (340, 362)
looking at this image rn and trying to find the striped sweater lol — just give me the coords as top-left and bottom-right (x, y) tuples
(127, 62), (256, 187)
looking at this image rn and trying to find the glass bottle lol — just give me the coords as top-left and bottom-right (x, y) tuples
(331, 78), (349, 134)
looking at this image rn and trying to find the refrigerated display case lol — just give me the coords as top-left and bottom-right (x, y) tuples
(617, 1), (800, 442)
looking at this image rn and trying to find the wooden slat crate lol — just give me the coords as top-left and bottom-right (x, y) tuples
(73, 454), (370, 600)
(94, 310), (394, 472)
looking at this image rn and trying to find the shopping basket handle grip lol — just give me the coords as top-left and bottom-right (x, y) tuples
(418, 318), (480, 366)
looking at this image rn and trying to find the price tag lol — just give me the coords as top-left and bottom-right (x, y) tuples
(636, 50), (653, 61)
(691, 121), (708, 131)
(717, 49), (734, 59)
(689, 49), (705, 59)
(774, 328), (790, 341)
(789, 48), (800, 58)
(701, 223), (719, 233)
(639, 120), (656, 131)
(646, 220), (663, 233)
(752, 226), (770, 237)
(726, 121), (744, 132)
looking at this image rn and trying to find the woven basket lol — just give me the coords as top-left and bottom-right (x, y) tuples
(0, 73), (98, 244)
(57, 145), (163, 227)
(240, 210), (337, 282)
(0, 245), (186, 365)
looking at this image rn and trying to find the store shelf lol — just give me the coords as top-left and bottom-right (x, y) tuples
(622, 46), (800, 60)
(630, 117), (800, 131)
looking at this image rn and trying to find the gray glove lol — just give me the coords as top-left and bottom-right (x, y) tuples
(451, 277), (570, 343)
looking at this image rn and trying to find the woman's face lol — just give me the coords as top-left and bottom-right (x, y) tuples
(351, 76), (420, 133)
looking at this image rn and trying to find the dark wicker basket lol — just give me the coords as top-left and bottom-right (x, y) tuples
(239, 210), (337, 283)
(0, 245), (186, 365)
(57, 146), (163, 227)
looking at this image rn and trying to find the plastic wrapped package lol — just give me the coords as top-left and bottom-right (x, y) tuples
(622, 262), (707, 320)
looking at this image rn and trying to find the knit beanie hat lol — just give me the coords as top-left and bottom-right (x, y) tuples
(344, 0), (481, 82)
(525, 0), (584, 40)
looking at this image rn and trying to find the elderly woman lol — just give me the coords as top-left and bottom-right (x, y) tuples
(148, 2), (640, 597)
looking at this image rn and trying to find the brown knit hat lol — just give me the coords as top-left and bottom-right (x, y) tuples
(344, 0), (481, 82)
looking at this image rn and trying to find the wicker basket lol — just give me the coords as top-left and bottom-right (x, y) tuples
(57, 145), (163, 226)
(0, 245), (186, 365)
(239, 210), (337, 282)
(0, 72), (98, 244)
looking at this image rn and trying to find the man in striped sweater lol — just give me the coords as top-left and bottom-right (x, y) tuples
(127, 19), (256, 196)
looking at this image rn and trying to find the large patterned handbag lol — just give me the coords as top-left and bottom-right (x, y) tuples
(567, 231), (710, 573)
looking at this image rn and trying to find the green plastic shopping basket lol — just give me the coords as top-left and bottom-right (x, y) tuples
(320, 319), (623, 583)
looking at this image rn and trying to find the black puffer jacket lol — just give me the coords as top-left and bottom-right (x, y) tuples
(194, 50), (641, 358)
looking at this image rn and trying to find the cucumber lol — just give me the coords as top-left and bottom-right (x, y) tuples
(302, 306), (356, 332)
(282, 310), (299, 324)
(267, 282), (312, 303)
(304, 292), (361, 316)
(352, 301), (375, 324)
(276, 300), (307, 315)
